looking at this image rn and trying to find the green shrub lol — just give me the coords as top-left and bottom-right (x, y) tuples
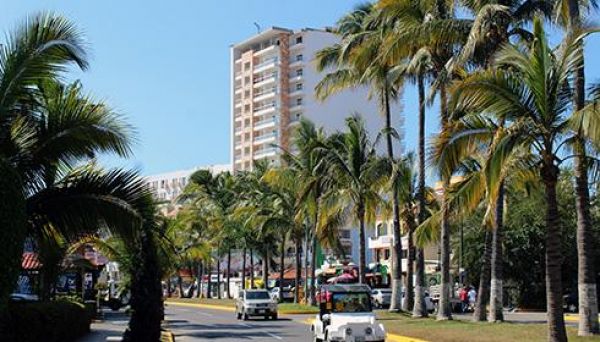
(0, 299), (93, 342)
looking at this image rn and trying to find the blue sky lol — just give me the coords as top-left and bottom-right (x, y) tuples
(1, 1), (599, 176)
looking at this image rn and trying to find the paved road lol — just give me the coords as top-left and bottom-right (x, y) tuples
(165, 304), (314, 342)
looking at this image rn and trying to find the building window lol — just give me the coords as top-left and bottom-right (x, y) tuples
(296, 36), (303, 44)
(296, 54), (303, 61)
(296, 83), (303, 91)
(244, 105), (250, 113)
(376, 223), (386, 237)
(244, 90), (250, 98)
(296, 98), (303, 106)
(296, 69), (303, 77)
(244, 76), (250, 85)
(244, 62), (251, 71)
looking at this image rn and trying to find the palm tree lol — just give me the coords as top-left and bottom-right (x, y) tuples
(281, 119), (330, 305)
(387, 153), (428, 311)
(449, 18), (599, 341)
(262, 167), (304, 301)
(376, 0), (474, 318)
(0, 13), (89, 306)
(0, 13), (165, 337)
(448, 0), (552, 322)
(555, 0), (600, 334)
(315, 2), (406, 311)
(185, 169), (238, 297)
(320, 116), (387, 284)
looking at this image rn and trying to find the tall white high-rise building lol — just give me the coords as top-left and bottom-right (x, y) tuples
(230, 27), (403, 172)
(230, 26), (404, 267)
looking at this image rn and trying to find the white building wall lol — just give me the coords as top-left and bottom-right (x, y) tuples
(145, 164), (231, 203)
(299, 29), (403, 154)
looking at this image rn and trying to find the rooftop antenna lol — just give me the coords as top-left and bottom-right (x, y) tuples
(253, 22), (261, 34)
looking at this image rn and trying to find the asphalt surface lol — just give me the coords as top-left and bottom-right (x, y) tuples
(165, 304), (314, 342)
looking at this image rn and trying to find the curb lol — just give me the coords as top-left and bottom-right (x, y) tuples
(279, 310), (319, 314)
(564, 314), (600, 323)
(166, 301), (235, 312)
(160, 329), (175, 342)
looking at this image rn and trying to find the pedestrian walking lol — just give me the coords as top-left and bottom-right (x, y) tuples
(468, 286), (477, 312)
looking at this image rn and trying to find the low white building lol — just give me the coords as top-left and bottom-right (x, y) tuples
(144, 164), (231, 216)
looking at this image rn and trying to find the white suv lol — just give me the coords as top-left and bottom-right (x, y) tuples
(236, 289), (278, 320)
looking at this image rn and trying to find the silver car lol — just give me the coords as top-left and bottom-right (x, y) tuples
(236, 289), (278, 320)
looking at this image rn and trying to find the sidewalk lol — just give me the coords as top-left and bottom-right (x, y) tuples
(78, 309), (129, 342)
(452, 310), (600, 325)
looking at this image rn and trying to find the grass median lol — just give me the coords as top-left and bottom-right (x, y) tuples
(377, 312), (600, 342)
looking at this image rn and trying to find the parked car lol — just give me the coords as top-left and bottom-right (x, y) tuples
(371, 288), (392, 308)
(270, 287), (294, 302)
(236, 289), (278, 320)
(371, 288), (435, 313)
(10, 293), (39, 302)
(312, 284), (386, 342)
(402, 291), (436, 313)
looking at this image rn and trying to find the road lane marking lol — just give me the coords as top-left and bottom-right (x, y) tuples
(167, 301), (429, 342)
(238, 322), (283, 340)
(265, 332), (283, 340)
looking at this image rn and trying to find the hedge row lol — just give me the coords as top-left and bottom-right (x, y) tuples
(0, 299), (93, 342)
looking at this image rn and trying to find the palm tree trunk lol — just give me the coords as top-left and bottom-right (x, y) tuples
(437, 180), (453, 320)
(227, 248), (232, 299)
(309, 235), (317, 305)
(437, 84), (453, 321)
(568, 1), (599, 332)
(413, 73), (429, 318)
(384, 85), (404, 312)
(242, 248), (247, 290)
(304, 230), (310, 304)
(123, 227), (163, 342)
(358, 202), (367, 285)
(207, 259), (212, 298)
(217, 251), (222, 299)
(0, 164), (26, 311)
(473, 231), (492, 321)
(166, 276), (171, 298)
(575, 157), (599, 333)
(489, 184), (505, 322)
(294, 238), (302, 304)
(197, 261), (203, 298)
(178, 275), (184, 298)
(403, 222), (415, 312)
(309, 206), (319, 306)
(250, 249), (255, 288)
(262, 248), (269, 290)
(541, 161), (567, 342)
(279, 235), (286, 301)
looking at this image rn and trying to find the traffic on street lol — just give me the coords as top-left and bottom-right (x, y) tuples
(165, 304), (313, 342)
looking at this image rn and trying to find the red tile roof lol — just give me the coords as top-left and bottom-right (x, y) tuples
(22, 252), (42, 270)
